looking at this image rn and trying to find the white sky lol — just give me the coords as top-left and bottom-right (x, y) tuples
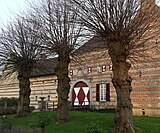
(0, 0), (159, 28)
(0, 0), (36, 27)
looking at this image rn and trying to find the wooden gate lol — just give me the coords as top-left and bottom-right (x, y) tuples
(72, 81), (90, 106)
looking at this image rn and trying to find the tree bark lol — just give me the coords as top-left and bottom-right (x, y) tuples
(108, 42), (135, 133)
(17, 73), (31, 117)
(55, 52), (70, 123)
(40, 128), (45, 133)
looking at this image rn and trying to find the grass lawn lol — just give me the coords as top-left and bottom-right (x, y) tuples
(0, 111), (160, 133)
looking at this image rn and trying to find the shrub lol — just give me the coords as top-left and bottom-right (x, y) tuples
(30, 114), (52, 133)
(84, 120), (108, 133)
(30, 106), (35, 112)
(6, 97), (18, 107)
(0, 106), (17, 115)
(0, 98), (6, 107)
(0, 115), (13, 132)
(0, 126), (41, 133)
(0, 97), (18, 115)
(0, 115), (41, 133)
(0, 97), (18, 107)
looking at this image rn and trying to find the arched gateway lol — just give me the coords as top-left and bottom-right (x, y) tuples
(72, 81), (90, 106)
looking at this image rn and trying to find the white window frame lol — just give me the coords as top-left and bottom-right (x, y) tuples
(109, 64), (113, 71)
(102, 65), (106, 72)
(88, 67), (92, 74)
(100, 83), (106, 101)
(70, 69), (73, 76)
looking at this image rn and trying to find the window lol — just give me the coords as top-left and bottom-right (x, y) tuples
(100, 83), (106, 101)
(97, 66), (102, 73)
(96, 83), (110, 101)
(88, 67), (92, 74)
(70, 69), (73, 76)
(109, 64), (112, 71)
(102, 65), (106, 72)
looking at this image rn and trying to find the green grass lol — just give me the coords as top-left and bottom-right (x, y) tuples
(0, 111), (160, 133)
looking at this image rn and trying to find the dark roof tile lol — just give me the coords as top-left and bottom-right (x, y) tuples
(31, 58), (57, 77)
(74, 36), (107, 55)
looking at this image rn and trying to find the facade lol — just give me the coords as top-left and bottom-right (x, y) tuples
(69, 37), (160, 116)
(69, 42), (116, 110)
(0, 58), (58, 109)
(69, 0), (160, 116)
(0, 0), (160, 116)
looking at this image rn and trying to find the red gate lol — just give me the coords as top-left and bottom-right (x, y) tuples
(72, 81), (90, 106)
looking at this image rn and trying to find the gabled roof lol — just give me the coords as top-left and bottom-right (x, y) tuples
(74, 36), (108, 55)
(30, 2), (160, 77)
(31, 58), (57, 77)
(30, 37), (107, 77)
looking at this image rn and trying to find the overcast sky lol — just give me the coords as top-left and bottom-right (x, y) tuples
(0, 0), (36, 27)
(0, 0), (159, 27)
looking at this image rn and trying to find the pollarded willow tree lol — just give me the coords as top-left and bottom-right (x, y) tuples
(32, 0), (84, 123)
(72, 0), (158, 132)
(0, 16), (44, 117)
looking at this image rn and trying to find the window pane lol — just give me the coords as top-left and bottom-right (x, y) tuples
(100, 83), (106, 101)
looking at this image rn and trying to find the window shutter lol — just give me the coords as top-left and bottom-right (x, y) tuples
(106, 83), (110, 101)
(96, 84), (100, 101)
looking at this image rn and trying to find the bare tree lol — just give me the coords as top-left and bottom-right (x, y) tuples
(32, 0), (84, 123)
(71, 0), (159, 132)
(0, 15), (44, 117)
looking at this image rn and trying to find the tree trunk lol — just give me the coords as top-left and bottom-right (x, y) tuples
(55, 52), (70, 123)
(40, 128), (45, 133)
(17, 74), (31, 117)
(108, 42), (135, 133)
